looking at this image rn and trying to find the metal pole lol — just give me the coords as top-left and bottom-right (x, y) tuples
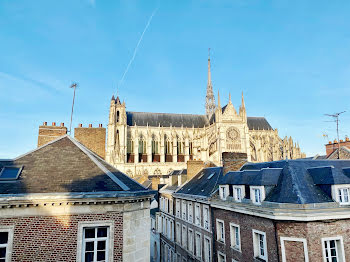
(69, 83), (77, 134)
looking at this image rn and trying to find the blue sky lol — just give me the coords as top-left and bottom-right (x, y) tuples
(1, 0), (350, 158)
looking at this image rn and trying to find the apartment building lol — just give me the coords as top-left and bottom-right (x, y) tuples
(213, 159), (350, 262)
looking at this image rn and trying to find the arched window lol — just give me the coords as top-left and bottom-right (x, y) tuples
(116, 111), (120, 122)
(164, 135), (173, 162)
(138, 135), (147, 162)
(152, 135), (160, 162)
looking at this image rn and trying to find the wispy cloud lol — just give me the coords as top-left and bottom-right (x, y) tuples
(117, 6), (159, 91)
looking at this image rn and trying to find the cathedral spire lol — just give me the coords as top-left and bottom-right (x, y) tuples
(217, 90), (221, 108)
(241, 91), (245, 108)
(205, 48), (216, 117)
(229, 92), (232, 103)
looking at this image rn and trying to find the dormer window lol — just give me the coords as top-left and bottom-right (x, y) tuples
(331, 185), (350, 205)
(219, 185), (229, 200)
(250, 186), (265, 205)
(232, 186), (245, 202)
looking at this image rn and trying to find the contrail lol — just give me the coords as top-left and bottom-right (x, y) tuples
(117, 7), (158, 91)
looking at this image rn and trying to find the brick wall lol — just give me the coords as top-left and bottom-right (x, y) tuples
(213, 207), (279, 262)
(0, 212), (123, 261)
(325, 137), (350, 156)
(74, 124), (106, 159)
(186, 160), (205, 180)
(276, 219), (350, 262)
(222, 152), (247, 175)
(38, 122), (67, 147)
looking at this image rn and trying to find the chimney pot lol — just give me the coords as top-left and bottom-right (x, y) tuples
(78, 123), (82, 127)
(52, 122), (56, 126)
(346, 137), (350, 142)
(99, 124), (103, 128)
(89, 124), (92, 128)
(334, 139), (338, 143)
(328, 141), (332, 144)
(43, 121), (47, 126)
(60, 123), (64, 127)
(340, 139), (344, 143)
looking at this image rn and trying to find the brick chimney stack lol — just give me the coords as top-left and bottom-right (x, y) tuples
(222, 152), (248, 175)
(74, 124), (106, 159)
(38, 122), (67, 147)
(325, 137), (350, 156)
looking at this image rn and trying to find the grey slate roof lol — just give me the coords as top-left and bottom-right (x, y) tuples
(228, 159), (350, 204)
(222, 168), (281, 186)
(126, 111), (273, 130)
(0, 136), (149, 195)
(175, 167), (223, 197)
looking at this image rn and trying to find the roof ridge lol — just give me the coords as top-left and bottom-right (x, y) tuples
(13, 134), (69, 161)
(127, 111), (207, 117)
(66, 136), (130, 191)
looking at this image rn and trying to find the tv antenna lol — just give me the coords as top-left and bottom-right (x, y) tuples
(324, 111), (346, 159)
(69, 83), (78, 134)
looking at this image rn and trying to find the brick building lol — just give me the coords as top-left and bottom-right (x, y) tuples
(214, 159), (350, 262)
(0, 135), (154, 261)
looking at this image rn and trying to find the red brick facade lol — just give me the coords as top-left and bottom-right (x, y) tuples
(213, 208), (279, 262)
(74, 125), (106, 159)
(0, 212), (123, 261)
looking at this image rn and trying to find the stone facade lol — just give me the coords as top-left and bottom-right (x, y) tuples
(74, 124), (106, 158)
(106, 57), (304, 180)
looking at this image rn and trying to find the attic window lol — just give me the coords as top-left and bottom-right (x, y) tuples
(197, 172), (205, 179)
(0, 166), (22, 180)
(207, 173), (215, 180)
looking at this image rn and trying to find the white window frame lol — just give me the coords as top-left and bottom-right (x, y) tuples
(182, 200), (187, 221)
(203, 205), (210, 231)
(176, 199), (181, 217)
(216, 219), (225, 243)
(252, 229), (268, 261)
(230, 222), (241, 251)
(217, 251), (226, 262)
(204, 236), (211, 262)
(165, 198), (169, 213)
(188, 228), (194, 254)
(195, 203), (201, 226)
(160, 197), (164, 211)
(188, 202), (193, 223)
(0, 226), (14, 262)
(219, 185), (229, 200)
(250, 186), (265, 205)
(232, 185), (245, 202)
(76, 221), (114, 262)
(195, 231), (202, 260)
(322, 236), (346, 262)
(170, 199), (173, 215)
(332, 185), (350, 205)
(182, 225), (187, 249)
(176, 222), (181, 244)
(280, 237), (309, 262)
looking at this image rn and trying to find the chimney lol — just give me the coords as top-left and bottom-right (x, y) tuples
(89, 124), (92, 128)
(99, 124), (103, 128)
(52, 122), (56, 126)
(222, 152), (248, 175)
(60, 123), (64, 127)
(78, 123), (82, 127)
(43, 121), (47, 126)
(187, 160), (205, 181)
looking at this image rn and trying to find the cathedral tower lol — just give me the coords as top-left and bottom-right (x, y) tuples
(205, 49), (216, 117)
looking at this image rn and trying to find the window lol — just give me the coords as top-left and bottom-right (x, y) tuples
(250, 186), (265, 205)
(127, 139), (134, 154)
(195, 232), (202, 259)
(0, 227), (14, 262)
(322, 237), (345, 262)
(230, 223), (240, 251)
(165, 198), (169, 213)
(219, 185), (229, 200)
(163, 217), (166, 236)
(176, 223), (181, 244)
(188, 202), (193, 223)
(216, 219), (225, 243)
(182, 200), (187, 221)
(203, 206), (210, 230)
(182, 225), (187, 249)
(176, 200), (181, 217)
(233, 186), (244, 202)
(160, 197), (164, 211)
(338, 188), (350, 204)
(157, 215), (162, 233)
(82, 226), (110, 262)
(195, 204), (201, 226)
(188, 229), (194, 254)
(170, 199), (173, 215)
(218, 252), (226, 262)
(0, 166), (22, 180)
(253, 230), (267, 261)
(204, 237), (211, 262)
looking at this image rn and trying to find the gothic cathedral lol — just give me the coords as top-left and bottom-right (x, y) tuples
(106, 55), (304, 179)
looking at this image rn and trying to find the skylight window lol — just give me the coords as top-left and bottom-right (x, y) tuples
(207, 173), (215, 180)
(0, 166), (22, 180)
